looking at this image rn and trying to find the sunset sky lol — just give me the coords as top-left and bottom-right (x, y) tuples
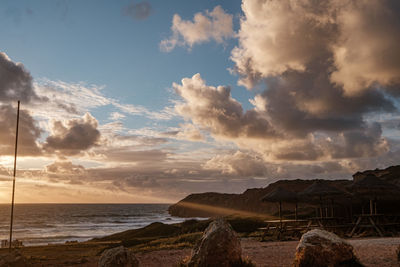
(0, 0), (400, 203)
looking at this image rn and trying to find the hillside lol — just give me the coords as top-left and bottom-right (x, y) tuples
(168, 165), (400, 218)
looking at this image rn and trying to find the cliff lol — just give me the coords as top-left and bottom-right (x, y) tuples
(168, 165), (400, 218)
(353, 165), (400, 186)
(168, 179), (352, 218)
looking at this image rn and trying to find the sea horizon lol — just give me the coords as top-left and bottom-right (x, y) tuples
(0, 203), (197, 247)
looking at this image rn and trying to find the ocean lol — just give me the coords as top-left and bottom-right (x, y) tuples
(0, 204), (191, 247)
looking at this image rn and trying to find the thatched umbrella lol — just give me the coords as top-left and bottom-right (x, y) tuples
(298, 180), (348, 218)
(261, 187), (298, 224)
(349, 174), (400, 215)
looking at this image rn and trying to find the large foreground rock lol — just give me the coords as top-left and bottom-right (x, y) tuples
(0, 251), (29, 267)
(293, 229), (363, 267)
(99, 246), (139, 267)
(187, 218), (242, 267)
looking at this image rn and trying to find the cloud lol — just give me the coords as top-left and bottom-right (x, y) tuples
(0, 104), (42, 156)
(204, 151), (269, 177)
(173, 73), (276, 139)
(327, 123), (389, 159)
(98, 148), (168, 163)
(231, 0), (400, 95)
(231, 0), (337, 88)
(43, 113), (100, 155)
(45, 161), (86, 175)
(170, 0), (397, 162)
(173, 71), (395, 161)
(164, 124), (205, 141)
(259, 64), (395, 138)
(34, 79), (174, 121)
(0, 52), (41, 103)
(109, 112), (125, 121)
(122, 1), (153, 20)
(330, 0), (400, 95)
(160, 6), (234, 52)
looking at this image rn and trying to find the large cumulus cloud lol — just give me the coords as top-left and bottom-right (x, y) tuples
(173, 73), (276, 139)
(232, 0), (400, 95)
(172, 0), (400, 164)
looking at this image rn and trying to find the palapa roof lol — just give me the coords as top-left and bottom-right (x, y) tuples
(350, 174), (400, 196)
(298, 180), (346, 199)
(261, 186), (298, 203)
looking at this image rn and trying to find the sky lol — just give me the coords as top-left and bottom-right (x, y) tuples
(0, 0), (400, 203)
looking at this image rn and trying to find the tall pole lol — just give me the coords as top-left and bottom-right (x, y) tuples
(9, 100), (20, 251)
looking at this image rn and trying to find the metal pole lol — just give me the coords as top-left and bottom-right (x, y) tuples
(9, 100), (20, 251)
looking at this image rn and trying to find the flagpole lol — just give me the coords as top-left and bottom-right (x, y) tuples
(9, 100), (20, 251)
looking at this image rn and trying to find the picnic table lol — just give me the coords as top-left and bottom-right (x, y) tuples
(349, 214), (400, 237)
(260, 217), (350, 240)
(260, 219), (309, 240)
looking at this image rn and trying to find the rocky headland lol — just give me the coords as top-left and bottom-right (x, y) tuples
(168, 165), (400, 218)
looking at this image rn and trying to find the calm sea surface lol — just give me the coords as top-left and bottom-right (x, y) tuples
(0, 204), (190, 246)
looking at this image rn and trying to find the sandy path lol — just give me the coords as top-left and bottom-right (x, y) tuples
(136, 237), (400, 267)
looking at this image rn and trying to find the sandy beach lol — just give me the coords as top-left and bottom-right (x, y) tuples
(136, 237), (400, 267)
(3, 236), (398, 266)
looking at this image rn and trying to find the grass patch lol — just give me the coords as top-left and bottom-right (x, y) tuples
(131, 232), (202, 252)
(93, 222), (181, 242)
(92, 216), (269, 252)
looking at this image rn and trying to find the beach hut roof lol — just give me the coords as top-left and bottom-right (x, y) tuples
(261, 187), (298, 203)
(350, 174), (400, 195)
(299, 180), (345, 198)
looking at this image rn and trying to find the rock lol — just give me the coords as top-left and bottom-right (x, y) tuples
(293, 229), (363, 267)
(0, 250), (29, 267)
(98, 246), (139, 267)
(187, 218), (242, 267)
(397, 245), (400, 262)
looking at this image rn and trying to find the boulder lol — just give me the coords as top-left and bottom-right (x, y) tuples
(293, 229), (363, 267)
(0, 250), (29, 267)
(187, 218), (242, 267)
(98, 246), (139, 267)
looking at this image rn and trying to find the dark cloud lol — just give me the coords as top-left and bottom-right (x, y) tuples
(44, 113), (100, 155)
(261, 59), (395, 138)
(274, 142), (324, 161)
(122, 1), (152, 20)
(327, 123), (388, 159)
(0, 52), (40, 103)
(0, 104), (42, 156)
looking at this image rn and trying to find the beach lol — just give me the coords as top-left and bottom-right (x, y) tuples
(138, 237), (400, 267)
(0, 236), (399, 266)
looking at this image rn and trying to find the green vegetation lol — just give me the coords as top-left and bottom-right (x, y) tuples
(92, 216), (268, 252)
(131, 232), (203, 252)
